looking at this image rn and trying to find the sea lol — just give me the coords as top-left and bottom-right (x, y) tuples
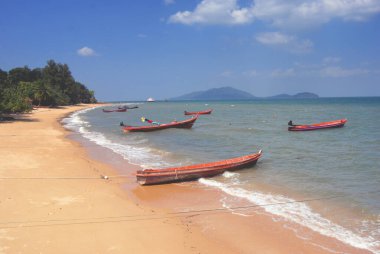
(62, 97), (380, 253)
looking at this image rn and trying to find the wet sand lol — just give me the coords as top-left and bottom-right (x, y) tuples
(0, 104), (371, 254)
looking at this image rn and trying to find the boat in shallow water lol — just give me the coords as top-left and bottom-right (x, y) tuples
(122, 116), (198, 132)
(184, 109), (212, 115)
(118, 105), (139, 110)
(288, 119), (347, 131)
(136, 150), (262, 185)
(102, 108), (127, 113)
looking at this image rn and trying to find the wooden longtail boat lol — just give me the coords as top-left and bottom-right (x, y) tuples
(184, 109), (212, 115)
(288, 119), (347, 131)
(136, 150), (262, 185)
(122, 116), (198, 132)
(118, 105), (138, 109)
(102, 108), (127, 113)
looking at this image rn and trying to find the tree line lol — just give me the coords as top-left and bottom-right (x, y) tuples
(0, 60), (97, 114)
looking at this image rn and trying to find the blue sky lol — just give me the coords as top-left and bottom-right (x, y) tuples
(1, 0), (380, 101)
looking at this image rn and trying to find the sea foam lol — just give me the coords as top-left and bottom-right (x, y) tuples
(62, 107), (174, 168)
(199, 178), (380, 254)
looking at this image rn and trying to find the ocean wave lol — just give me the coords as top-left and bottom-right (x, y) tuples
(62, 107), (173, 169)
(61, 107), (96, 132)
(80, 129), (169, 168)
(198, 178), (380, 254)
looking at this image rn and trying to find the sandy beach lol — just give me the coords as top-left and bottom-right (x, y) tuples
(0, 105), (372, 254)
(0, 105), (224, 254)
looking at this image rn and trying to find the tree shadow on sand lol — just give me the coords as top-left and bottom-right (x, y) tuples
(0, 115), (40, 123)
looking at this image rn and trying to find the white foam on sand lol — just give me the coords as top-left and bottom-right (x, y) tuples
(199, 177), (380, 254)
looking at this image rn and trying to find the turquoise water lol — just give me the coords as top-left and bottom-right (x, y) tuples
(63, 97), (380, 253)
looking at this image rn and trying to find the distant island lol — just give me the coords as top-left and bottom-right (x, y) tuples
(170, 87), (318, 100)
(171, 87), (256, 100)
(269, 92), (319, 99)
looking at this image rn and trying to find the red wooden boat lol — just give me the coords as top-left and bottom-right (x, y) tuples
(288, 119), (347, 131)
(122, 116), (198, 132)
(136, 150), (262, 185)
(184, 109), (212, 115)
(102, 108), (127, 113)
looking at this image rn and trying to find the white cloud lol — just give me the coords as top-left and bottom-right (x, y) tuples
(255, 31), (292, 45)
(323, 57), (341, 64)
(320, 66), (370, 77)
(221, 70), (234, 77)
(256, 32), (313, 53)
(77, 47), (96, 57)
(169, 0), (380, 28)
(231, 60), (375, 79)
(169, 0), (253, 25)
(164, 0), (175, 5)
(243, 69), (259, 77)
(288, 61), (372, 77)
(293, 39), (313, 53)
(271, 68), (296, 77)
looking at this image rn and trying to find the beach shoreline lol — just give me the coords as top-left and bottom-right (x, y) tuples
(0, 104), (225, 254)
(0, 104), (373, 254)
(68, 106), (374, 254)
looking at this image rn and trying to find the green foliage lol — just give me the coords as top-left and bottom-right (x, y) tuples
(8, 66), (33, 85)
(0, 69), (9, 113)
(0, 60), (97, 114)
(1, 84), (33, 113)
(0, 69), (7, 85)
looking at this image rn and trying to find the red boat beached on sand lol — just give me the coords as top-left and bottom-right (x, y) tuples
(136, 150), (262, 185)
(288, 119), (347, 131)
(102, 108), (127, 113)
(184, 109), (212, 115)
(122, 116), (198, 132)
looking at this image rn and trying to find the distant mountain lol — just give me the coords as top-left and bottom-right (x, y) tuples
(270, 93), (293, 99)
(170, 87), (318, 101)
(270, 92), (319, 99)
(171, 87), (256, 100)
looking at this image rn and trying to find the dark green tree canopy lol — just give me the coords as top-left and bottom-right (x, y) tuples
(0, 60), (97, 114)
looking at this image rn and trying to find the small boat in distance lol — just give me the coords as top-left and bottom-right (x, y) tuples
(147, 97), (155, 102)
(102, 108), (127, 113)
(118, 105), (138, 109)
(136, 150), (262, 185)
(121, 116), (198, 132)
(184, 109), (212, 115)
(288, 119), (347, 131)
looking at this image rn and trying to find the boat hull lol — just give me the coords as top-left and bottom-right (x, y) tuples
(103, 108), (127, 113)
(136, 150), (262, 185)
(118, 105), (138, 109)
(288, 119), (347, 131)
(184, 109), (212, 115)
(122, 116), (198, 132)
